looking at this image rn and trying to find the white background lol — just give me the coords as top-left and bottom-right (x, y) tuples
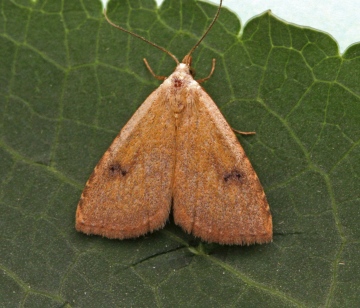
(102, 0), (360, 54)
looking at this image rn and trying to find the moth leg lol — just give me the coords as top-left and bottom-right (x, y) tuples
(197, 58), (216, 83)
(232, 128), (256, 135)
(143, 58), (166, 80)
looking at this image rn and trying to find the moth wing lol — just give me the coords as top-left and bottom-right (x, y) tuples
(76, 87), (175, 239)
(173, 89), (272, 245)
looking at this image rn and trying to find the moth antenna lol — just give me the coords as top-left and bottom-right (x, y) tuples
(183, 0), (223, 64)
(103, 8), (179, 65)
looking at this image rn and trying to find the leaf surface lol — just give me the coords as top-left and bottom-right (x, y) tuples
(1, 0), (359, 306)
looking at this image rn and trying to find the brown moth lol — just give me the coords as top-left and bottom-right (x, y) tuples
(75, 0), (272, 245)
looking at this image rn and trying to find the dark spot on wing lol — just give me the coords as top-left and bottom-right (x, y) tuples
(109, 163), (128, 176)
(224, 170), (243, 183)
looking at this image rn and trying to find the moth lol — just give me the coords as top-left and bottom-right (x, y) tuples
(76, 0), (272, 245)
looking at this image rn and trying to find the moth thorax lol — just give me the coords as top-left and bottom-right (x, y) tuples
(167, 76), (187, 113)
(170, 93), (186, 113)
(173, 76), (183, 88)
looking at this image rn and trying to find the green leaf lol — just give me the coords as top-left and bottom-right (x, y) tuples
(1, 0), (359, 306)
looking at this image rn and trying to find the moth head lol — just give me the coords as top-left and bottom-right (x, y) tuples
(181, 55), (196, 77)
